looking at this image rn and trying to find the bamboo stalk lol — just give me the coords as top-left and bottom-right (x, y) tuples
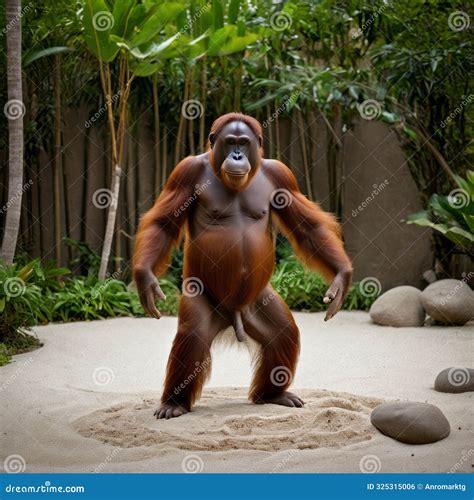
(199, 58), (207, 152)
(161, 128), (168, 188)
(152, 73), (161, 198)
(174, 70), (190, 164)
(188, 66), (195, 155)
(296, 109), (313, 200)
(275, 111), (281, 160)
(53, 53), (62, 265)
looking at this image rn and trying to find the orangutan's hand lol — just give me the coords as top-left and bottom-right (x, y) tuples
(323, 269), (352, 321)
(134, 267), (166, 320)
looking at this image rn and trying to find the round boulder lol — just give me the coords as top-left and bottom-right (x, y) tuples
(371, 401), (450, 444)
(421, 279), (474, 325)
(369, 286), (425, 327)
(434, 367), (474, 393)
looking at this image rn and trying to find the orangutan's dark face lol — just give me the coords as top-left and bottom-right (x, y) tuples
(209, 121), (262, 191)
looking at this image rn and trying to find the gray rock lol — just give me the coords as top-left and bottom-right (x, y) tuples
(434, 367), (474, 393)
(421, 279), (474, 326)
(369, 286), (425, 327)
(371, 401), (450, 444)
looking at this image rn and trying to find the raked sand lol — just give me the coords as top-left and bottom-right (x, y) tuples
(0, 312), (472, 473)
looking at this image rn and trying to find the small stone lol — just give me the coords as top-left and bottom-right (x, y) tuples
(434, 367), (474, 393)
(421, 279), (474, 326)
(371, 401), (450, 444)
(369, 286), (425, 327)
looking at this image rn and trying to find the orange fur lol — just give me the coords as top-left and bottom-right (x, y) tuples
(264, 160), (352, 283)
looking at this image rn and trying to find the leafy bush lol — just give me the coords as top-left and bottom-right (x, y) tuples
(272, 255), (375, 312)
(0, 343), (11, 366)
(406, 170), (474, 258)
(0, 259), (66, 356)
(51, 276), (180, 322)
(1, 248), (375, 365)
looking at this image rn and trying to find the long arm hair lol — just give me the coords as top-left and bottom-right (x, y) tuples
(265, 160), (352, 283)
(133, 157), (202, 277)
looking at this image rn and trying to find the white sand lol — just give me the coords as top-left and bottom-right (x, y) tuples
(0, 312), (472, 473)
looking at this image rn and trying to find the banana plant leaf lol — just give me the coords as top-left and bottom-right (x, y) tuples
(208, 25), (260, 57)
(23, 46), (72, 67)
(128, 2), (184, 47)
(83, 0), (119, 62)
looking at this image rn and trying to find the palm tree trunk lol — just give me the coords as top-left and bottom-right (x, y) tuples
(1, 0), (24, 264)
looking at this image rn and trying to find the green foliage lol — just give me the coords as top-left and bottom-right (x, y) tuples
(64, 238), (101, 277)
(271, 255), (376, 312)
(0, 259), (64, 356)
(0, 259), (68, 338)
(0, 258), (181, 350)
(406, 170), (474, 257)
(0, 344), (11, 366)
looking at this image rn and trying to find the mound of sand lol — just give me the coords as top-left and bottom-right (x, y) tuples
(73, 387), (382, 452)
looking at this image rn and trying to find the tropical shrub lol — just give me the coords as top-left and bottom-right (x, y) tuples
(406, 170), (474, 259)
(272, 254), (376, 312)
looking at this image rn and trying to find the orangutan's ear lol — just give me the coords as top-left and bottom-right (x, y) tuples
(209, 133), (215, 148)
